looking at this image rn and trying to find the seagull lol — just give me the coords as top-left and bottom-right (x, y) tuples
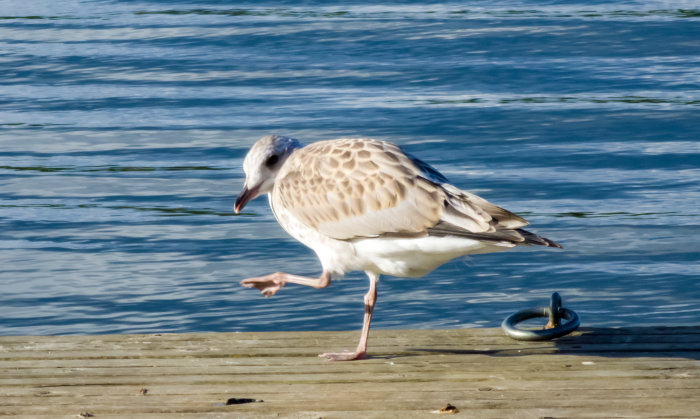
(234, 135), (561, 361)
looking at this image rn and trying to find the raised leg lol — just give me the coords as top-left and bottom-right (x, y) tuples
(241, 270), (331, 297)
(319, 271), (379, 361)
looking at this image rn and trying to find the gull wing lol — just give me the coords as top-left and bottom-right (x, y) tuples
(272, 138), (544, 246)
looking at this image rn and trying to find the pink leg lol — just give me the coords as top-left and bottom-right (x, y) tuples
(241, 270), (331, 297)
(319, 271), (379, 361)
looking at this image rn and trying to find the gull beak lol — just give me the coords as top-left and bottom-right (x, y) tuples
(234, 183), (261, 214)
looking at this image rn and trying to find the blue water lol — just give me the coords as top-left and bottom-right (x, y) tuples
(1, 1), (699, 336)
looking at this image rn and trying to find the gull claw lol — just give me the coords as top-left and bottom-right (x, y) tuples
(261, 287), (280, 297)
(240, 278), (283, 297)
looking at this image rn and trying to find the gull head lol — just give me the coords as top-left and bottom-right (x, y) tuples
(234, 135), (302, 213)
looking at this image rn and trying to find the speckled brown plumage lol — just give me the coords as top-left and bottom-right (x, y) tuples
(271, 138), (542, 244)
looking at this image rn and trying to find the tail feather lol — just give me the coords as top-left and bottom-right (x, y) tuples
(517, 228), (563, 248)
(427, 221), (562, 249)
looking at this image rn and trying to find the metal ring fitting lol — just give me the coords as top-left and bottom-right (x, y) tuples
(501, 292), (580, 341)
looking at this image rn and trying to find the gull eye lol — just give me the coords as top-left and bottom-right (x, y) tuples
(265, 155), (279, 167)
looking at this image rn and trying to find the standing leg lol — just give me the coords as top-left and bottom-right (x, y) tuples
(319, 271), (379, 361)
(241, 270), (331, 297)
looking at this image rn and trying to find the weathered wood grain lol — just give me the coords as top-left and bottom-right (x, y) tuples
(1, 327), (698, 418)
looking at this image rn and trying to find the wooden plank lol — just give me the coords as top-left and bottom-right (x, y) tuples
(0, 327), (698, 418)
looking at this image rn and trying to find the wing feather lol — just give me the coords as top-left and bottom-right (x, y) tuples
(274, 139), (443, 240)
(272, 138), (558, 247)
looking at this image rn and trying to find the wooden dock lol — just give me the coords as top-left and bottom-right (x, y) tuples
(1, 326), (699, 418)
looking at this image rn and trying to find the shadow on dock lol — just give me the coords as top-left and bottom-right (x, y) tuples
(409, 326), (700, 360)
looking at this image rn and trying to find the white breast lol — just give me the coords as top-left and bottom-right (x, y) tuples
(269, 194), (363, 277)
